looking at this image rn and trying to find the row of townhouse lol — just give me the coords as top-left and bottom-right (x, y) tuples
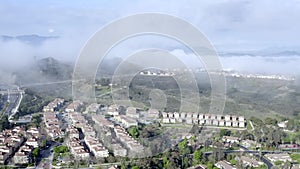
(162, 112), (246, 128)
(84, 136), (109, 158)
(43, 98), (64, 112)
(114, 115), (138, 128)
(65, 100), (83, 112)
(239, 156), (263, 168)
(91, 114), (127, 157)
(264, 153), (292, 162)
(107, 104), (119, 116)
(113, 125), (144, 156)
(43, 112), (64, 139)
(84, 103), (100, 114)
(68, 111), (87, 128)
(107, 105), (160, 121)
(92, 114), (114, 128)
(215, 160), (236, 169)
(0, 127), (26, 164)
(67, 111), (109, 158)
(13, 139), (38, 165)
(67, 138), (89, 159)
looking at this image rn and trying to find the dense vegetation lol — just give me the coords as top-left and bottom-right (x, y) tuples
(18, 89), (51, 116)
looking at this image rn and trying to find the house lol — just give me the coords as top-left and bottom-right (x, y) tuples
(13, 152), (29, 164)
(186, 112), (193, 119)
(239, 121), (246, 128)
(225, 121), (232, 127)
(162, 118), (170, 123)
(278, 144), (300, 151)
(180, 112), (186, 119)
(192, 113), (199, 119)
(168, 112), (174, 118)
(215, 160), (236, 169)
(162, 112), (168, 118)
(68, 138), (89, 159)
(26, 138), (39, 148)
(265, 153), (292, 162)
(198, 114), (204, 120)
(174, 112), (180, 119)
(212, 120), (219, 126)
(241, 139), (261, 148)
(65, 100), (83, 112)
(205, 119), (212, 125)
(92, 114), (114, 128)
(219, 120), (225, 126)
(111, 142), (127, 157)
(43, 98), (64, 112)
(107, 104), (119, 116)
(170, 118), (176, 123)
(187, 164), (207, 169)
(84, 136), (109, 158)
(67, 126), (79, 139)
(26, 127), (39, 138)
(231, 116), (237, 121)
(224, 115), (231, 121)
(85, 103), (100, 114)
(147, 109), (160, 119)
(210, 114), (217, 120)
(240, 156), (263, 167)
(222, 136), (240, 143)
(292, 165), (300, 169)
(238, 116), (245, 122)
(186, 118), (193, 124)
(216, 115), (223, 120)
(126, 107), (139, 118)
(114, 115), (138, 128)
(278, 120), (288, 128)
(199, 119), (205, 125)
(232, 121), (239, 127)
(204, 114), (210, 120)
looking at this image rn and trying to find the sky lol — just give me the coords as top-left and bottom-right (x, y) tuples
(1, 0), (300, 75)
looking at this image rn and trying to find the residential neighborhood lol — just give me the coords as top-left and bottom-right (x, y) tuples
(0, 95), (300, 169)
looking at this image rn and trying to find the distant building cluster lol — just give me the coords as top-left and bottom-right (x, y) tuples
(162, 112), (246, 128)
(195, 69), (295, 81)
(139, 70), (174, 76)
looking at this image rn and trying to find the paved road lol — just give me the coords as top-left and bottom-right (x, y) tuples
(0, 88), (20, 118)
(238, 145), (273, 169)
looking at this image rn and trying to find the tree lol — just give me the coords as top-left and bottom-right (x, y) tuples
(0, 115), (10, 131)
(220, 129), (231, 137)
(182, 156), (189, 168)
(32, 147), (40, 164)
(128, 126), (139, 139)
(54, 146), (69, 154)
(264, 117), (278, 125)
(178, 138), (191, 155)
(132, 166), (139, 169)
(193, 150), (202, 165)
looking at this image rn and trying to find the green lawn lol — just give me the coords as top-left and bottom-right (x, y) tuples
(291, 153), (300, 163)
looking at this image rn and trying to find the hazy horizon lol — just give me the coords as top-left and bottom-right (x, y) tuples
(1, 0), (300, 76)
